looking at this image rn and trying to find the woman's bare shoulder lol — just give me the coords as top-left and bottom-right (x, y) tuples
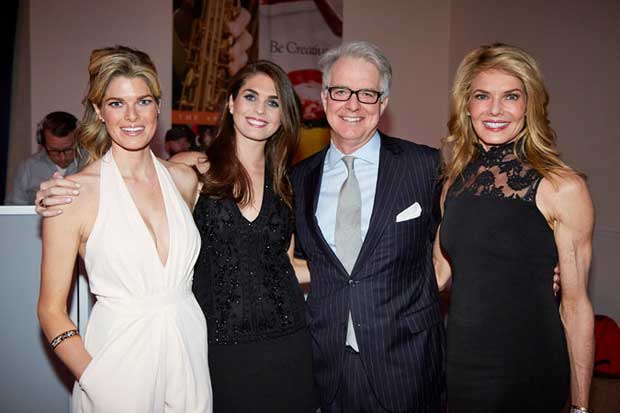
(537, 169), (591, 223)
(161, 158), (197, 185)
(47, 162), (100, 220)
(539, 169), (589, 199)
(68, 161), (100, 186)
(159, 158), (199, 206)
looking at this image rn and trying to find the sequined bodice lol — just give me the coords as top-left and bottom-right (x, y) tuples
(192, 176), (307, 345)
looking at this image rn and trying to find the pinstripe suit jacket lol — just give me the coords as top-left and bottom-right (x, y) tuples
(290, 133), (445, 412)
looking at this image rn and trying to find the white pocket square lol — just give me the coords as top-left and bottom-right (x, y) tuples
(396, 202), (422, 222)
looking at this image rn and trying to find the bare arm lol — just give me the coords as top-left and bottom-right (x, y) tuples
(433, 180), (452, 291)
(288, 234), (311, 284)
(170, 151), (209, 175)
(540, 174), (595, 408)
(37, 179), (93, 380)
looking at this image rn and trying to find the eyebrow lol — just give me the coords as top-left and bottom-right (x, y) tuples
(103, 94), (154, 102)
(243, 88), (278, 99)
(472, 88), (524, 94)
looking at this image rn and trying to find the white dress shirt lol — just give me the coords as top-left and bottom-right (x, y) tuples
(316, 132), (381, 252)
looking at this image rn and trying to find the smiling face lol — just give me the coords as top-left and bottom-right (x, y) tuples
(321, 56), (388, 154)
(468, 69), (527, 150)
(229, 73), (282, 144)
(94, 75), (159, 152)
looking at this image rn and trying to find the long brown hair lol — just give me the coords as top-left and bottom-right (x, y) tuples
(78, 45), (161, 165)
(201, 60), (301, 209)
(442, 43), (574, 184)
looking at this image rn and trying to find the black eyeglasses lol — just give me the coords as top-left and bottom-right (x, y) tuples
(326, 86), (383, 104)
(46, 147), (75, 157)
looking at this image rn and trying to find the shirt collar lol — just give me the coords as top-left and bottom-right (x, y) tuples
(326, 131), (381, 168)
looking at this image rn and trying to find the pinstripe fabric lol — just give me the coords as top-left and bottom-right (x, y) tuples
(290, 133), (446, 412)
(322, 348), (391, 413)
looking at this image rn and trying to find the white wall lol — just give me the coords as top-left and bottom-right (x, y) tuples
(344, 0), (452, 148)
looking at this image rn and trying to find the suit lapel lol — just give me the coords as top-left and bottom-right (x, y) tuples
(303, 149), (350, 277)
(352, 134), (402, 274)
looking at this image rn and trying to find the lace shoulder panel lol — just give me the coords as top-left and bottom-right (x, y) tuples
(448, 142), (543, 202)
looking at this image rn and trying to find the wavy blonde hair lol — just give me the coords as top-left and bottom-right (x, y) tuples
(78, 45), (161, 165)
(442, 43), (574, 183)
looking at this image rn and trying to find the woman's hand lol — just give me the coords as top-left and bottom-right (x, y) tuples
(35, 172), (81, 217)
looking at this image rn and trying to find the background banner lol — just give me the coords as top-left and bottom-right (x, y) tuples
(171, 0), (342, 159)
(259, 0), (342, 161)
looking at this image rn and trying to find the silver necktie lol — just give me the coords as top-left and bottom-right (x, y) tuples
(335, 156), (362, 273)
(335, 156), (362, 351)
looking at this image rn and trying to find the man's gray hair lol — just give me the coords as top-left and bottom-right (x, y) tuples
(318, 41), (392, 97)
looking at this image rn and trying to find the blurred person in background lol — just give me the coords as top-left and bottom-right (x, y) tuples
(5, 111), (78, 205)
(165, 124), (195, 157)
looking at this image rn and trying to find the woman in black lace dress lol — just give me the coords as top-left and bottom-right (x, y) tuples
(434, 44), (595, 412)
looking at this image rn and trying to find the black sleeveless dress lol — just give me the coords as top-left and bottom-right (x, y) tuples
(440, 141), (570, 412)
(192, 174), (317, 412)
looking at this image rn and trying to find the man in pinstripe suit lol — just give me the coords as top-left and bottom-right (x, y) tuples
(290, 41), (445, 412)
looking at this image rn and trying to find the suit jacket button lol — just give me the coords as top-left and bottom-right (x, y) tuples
(348, 279), (355, 286)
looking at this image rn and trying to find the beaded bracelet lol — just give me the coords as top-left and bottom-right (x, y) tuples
(50, 329), (79, 350)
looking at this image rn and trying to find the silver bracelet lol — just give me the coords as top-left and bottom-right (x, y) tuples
(570, 405), (592, 413)
(50, 329), (79, 350)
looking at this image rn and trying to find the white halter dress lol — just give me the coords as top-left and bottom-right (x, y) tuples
(72, 150), (212, 412)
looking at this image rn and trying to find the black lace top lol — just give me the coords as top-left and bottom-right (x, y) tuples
(448, 140), (542, 202)
(192, 174), (307, 345)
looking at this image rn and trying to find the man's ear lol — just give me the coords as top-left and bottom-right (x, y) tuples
(379, 96), (389, 117)
(320, 89), (328, 112)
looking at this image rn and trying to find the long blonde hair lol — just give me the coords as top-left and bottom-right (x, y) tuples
(78, 45), (162, 165)
(442, 43), (574, 183)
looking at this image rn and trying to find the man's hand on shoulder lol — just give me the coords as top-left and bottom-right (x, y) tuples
(35, 172), (81, 217)
(170, 151), (209, 174)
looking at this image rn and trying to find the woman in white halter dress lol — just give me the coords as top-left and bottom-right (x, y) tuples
(38, 46), (212, 412)
(72, 150), (211, 411)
